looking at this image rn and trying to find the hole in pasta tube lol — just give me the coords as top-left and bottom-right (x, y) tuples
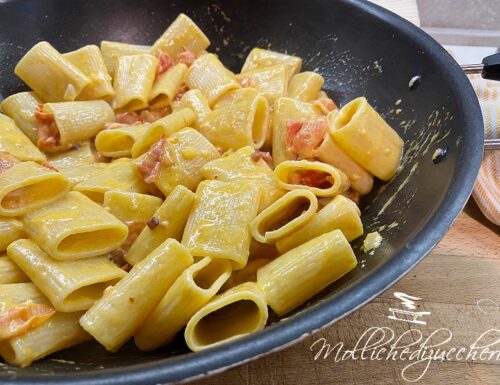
(63, 281), (119, 309)
(57, 229), (127, 256)
(0, 342), (17, 365)
(335, 98), (362, 129)
(132, 125), (164, 158)
(192, 259), (229, 290)
(96, 133), (135, 155)
(289, 170), (333, 189)
(120, 98), (148, 114)
(149, 95), (169, 109)
(193, 300), (261, 346)
(251, 96), (268, 149)
(77, 190), (105, 204)
(1, 178), (67, 210)
(259, 197), (312, 234)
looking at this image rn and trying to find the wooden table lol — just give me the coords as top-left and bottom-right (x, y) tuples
(189, 199), (500, 385)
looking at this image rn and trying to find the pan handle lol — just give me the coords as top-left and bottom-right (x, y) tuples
(460, 53), (500, 151)
(461, 52), (500, 80)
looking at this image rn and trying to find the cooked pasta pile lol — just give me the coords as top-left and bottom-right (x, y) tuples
(0, 13), (403, 366)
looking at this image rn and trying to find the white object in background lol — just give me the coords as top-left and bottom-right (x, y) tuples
(369, 0), (420, 26)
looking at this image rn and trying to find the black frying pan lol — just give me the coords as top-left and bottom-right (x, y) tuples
(0, 0), (484, 384)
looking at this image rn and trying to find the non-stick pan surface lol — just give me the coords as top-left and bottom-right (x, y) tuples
(0, 0), (483, 384)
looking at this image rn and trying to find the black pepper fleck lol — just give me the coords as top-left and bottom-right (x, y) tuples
(147, 216), (160, 230)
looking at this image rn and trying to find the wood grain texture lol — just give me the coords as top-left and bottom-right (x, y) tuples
(187, 202), (500, 385)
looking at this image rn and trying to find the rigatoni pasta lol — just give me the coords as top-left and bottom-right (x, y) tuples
(63, 45), (114, 100)
(150, 13), (210, 58)
(184, 282), (268, 351)
(0, 218), (25, 251)
(330, 97), (404, 181)
(41, 100), (114, 146)
(14, 41), (90, 102)
(250, 189), (318, 243)
(0, 255), (29, 284)
(79, 239), (193, 352)
(0, 92), (43, 142)
(275, 195), (363, 253)
(74, 158), (150, 202)
(241, 48), (302, 75)
(126, 185), (195, 265)
(23, 191), (128, 260)
(0, 114), (46, 162)
(113, 54), (158, 112)
(182, 180), (261, 269)
(7, 239), (126, 312)
(257, 230), (357, 315)
(135, 257), (231, 350)
(185, 53), (240, 106)
(0, 13), (406, 366)
(0, 161), (69, 217)
(274, 160), (350, 197)
(100, 41), (150, 77)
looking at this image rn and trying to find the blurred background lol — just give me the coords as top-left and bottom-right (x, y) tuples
(373, 0), (500, 64)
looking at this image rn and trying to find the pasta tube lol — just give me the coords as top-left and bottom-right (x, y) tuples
(175, 89), (211, 129)
(103, 191), (162, 224)
(7, 239), (126, 312)
(238, 65), (289, 104)
(241, 48), (302, 75)
(23, 191), (129, 260)
(63, 45), (114, 100)
(330, 97), (403, 181)
(201, 146), (285, 212)
(0, 218), (25, 251)
(42, 100), (114, 145)
(126, 185), (195, 265)
(0, 114), (45, 162)
(315, 131), (374, 195)
(250, 189), (318, 243)
(74, 158), (150, 203)
(199, 88), (269, 151)
(0, 161), (68, 217)
(257, 229), (357, 315)
(149, 63), (188, 108)
(275, 195), (363, 253)
(131, 108), (195, 158)
(0, 310), (89, 367)
(287, 72), (324, 102)
(152, 128), (220, 195)
(182, 180), (261, 269)
(185, 53), (240, 106)
(14, 41), (90, 102)
(134, 257), (231, 350)
(113, 54), (158, 112)
(274, 160), (350, 197)
(100, 41), (150, 77)
(271, 98), (320, 166)
(95, 123), (150, 158)
(150, 13), (210, 58)
(0, 282), (89, 367)
(80, 239), (193, 352)
(59, 163), (107, 189)
(0, 255), (29, 284)
(184, 282), (268, 351)
(47, 140), (96, 169)
(0, 92), (42, 142)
